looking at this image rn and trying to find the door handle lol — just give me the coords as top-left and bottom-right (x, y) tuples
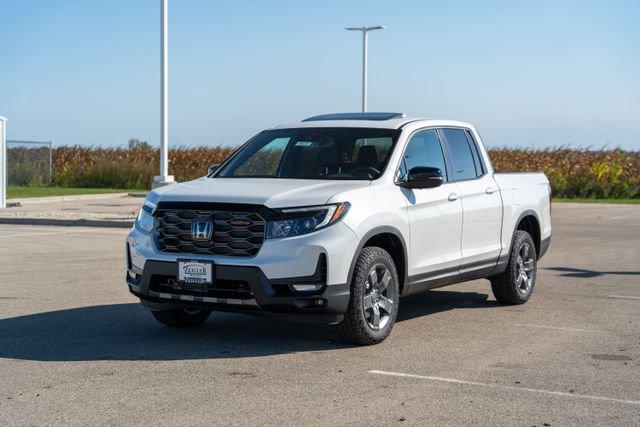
(485, 187), (496, 194)
(448, 193), (459, 201)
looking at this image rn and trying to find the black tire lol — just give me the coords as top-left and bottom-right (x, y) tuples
(150, 308), (212, 327)
(337, 246), (400, 345)
(490, 230), (537, 305)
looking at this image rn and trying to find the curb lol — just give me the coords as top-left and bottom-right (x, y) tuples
(7, 192), (134, 206)
(0, 217), (134, 228)
(552, 202), (637, 208)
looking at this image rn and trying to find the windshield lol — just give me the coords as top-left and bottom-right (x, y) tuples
(216, 127), (398, 180)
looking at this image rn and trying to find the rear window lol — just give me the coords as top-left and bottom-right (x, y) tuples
(441, 128), (478, 181)
(465, 130), (485, 176)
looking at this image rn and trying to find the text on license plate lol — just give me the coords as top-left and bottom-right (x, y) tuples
(178, 260), (213, 284)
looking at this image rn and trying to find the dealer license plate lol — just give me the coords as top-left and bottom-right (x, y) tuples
(178, 260), (213, 285)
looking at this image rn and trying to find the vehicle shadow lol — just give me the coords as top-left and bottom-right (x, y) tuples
(398, 290), (496, 322)
(0, 290), (495, 362)
(545, 266), (640, 278)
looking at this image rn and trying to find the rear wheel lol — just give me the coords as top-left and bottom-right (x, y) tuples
(490, 230), (537, 304)
(337, 247), (400, 345)
(150, 308), (212, 327)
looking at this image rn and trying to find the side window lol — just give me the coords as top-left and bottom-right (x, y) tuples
(398, 129), (447, 181)
(465, 130), (484, 176)
(442, 129), (477, 180)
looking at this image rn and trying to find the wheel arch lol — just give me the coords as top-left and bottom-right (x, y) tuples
(514, 210), (541, 259)
(347, 226), (408, 295)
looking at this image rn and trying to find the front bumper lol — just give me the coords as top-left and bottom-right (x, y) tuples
(127, 221), (359, 285)
(127, 259), (350, 324)
(126, 222), (359, 324)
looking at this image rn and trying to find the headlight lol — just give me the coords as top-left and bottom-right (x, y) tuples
(266, 202), (349, 239)
(135, 201), (156, 233)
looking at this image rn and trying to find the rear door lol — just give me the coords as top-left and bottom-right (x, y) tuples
(439, 128), (502, 271)
(398, 129), (463, 278)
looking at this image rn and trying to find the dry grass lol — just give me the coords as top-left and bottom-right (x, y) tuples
(8, 145), (640, 199)
(490, 148), (640, 198)
(51, 145), (234, 189)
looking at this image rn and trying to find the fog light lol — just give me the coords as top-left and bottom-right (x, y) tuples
(127, 270), (141, 286)
(291, 284), (323, 292)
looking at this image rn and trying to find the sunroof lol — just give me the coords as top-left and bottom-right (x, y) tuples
(303, 112), (405, 122)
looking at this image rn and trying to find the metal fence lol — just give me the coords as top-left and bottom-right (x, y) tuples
(6, 140), (53, 186)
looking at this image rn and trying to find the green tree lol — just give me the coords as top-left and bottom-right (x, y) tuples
(128, 138), (152, 150)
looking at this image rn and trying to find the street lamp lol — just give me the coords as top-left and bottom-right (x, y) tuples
(345, 26), (385, 113)
(153, 0), (174, 188)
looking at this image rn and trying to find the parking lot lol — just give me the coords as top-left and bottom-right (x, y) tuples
(1, 203), (639, 425)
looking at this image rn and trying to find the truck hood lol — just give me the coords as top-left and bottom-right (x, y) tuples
(148, 178), (371, 208)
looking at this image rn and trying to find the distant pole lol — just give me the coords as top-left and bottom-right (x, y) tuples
(345, 26), (385, 112)
(0, 116), (6, 208)
(153, 0), (174, 188)
(48, 141), (53, 185)
(361, 30), (367, 112)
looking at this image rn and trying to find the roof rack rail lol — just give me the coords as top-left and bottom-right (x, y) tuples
(302, 112), (406, 122)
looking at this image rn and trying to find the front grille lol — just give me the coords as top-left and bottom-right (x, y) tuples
(155, 208), (266, 257)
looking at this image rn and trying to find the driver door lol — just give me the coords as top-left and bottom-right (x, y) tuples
(399, 129), (463, 280)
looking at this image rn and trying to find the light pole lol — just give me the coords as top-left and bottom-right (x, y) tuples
(153, 0), (174, 188)
(345, 26), (385, 112)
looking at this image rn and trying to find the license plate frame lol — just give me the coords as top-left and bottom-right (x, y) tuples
(177, 259), (213, 285)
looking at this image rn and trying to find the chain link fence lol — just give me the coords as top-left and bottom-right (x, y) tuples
(7, 140), (52, 186)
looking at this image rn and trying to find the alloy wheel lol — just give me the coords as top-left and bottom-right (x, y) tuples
(363, 263), (394, 330)
(515, 243), (535, 294)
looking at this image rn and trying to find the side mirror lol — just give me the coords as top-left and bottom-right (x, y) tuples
(399, 166), (444, 189)
(207, 164), (219, 176)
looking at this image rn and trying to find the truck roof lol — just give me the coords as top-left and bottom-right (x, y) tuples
(271, 112), (473, 131)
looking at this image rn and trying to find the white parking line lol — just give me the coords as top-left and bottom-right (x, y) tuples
(1, 230), (77, 239)
(1, 229), (124, 239)
(608, 295), (640, 300)
(368, 370), (640, 406)
(514, 323), (593, 333)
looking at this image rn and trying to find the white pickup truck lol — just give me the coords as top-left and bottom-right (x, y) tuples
(126, 112), (551, 344)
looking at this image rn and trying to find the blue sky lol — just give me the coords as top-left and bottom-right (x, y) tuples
(1, 0), (639, 150)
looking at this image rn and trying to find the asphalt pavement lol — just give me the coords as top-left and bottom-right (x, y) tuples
(0, 203), (638, 425)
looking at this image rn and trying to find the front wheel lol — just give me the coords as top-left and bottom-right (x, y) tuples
(150, 308), (212, 327)
(337, 246), (400, 345)
(490, 230), (537, 305)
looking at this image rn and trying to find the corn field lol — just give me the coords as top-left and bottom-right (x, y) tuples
(490, 148), (639, 199)
(8, 146), (640, 199)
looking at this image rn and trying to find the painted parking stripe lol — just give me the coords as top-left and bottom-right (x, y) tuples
(608, 295), (640, 300)
(368, 370), (640, 406)
(514, 323), (593, 333)
(1, 230), (77, 239)
(1, 229), (125, 239)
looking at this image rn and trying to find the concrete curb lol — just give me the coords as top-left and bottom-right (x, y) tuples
(0, 217), (133, 228)
(7, 192), (136, 206)
(552, 202), (638, 208)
